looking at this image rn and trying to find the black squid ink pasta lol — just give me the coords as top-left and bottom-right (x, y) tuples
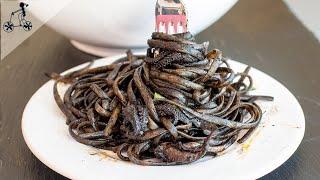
(48, 32), (273, 165)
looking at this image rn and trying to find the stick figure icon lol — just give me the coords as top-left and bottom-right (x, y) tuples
(3, 2), (32, 33)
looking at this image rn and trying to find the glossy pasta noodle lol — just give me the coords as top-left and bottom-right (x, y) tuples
(49, 32), (273, 165)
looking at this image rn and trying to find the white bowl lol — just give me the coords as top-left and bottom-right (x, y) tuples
(28, 0), (238, 56)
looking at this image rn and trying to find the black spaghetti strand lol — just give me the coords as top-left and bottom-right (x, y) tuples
(50, 32), (273, 165)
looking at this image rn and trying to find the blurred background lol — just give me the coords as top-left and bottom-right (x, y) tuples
(1, 0), (320, 59)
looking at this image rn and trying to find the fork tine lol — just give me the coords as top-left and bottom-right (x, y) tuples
(155, 0), (188, 34)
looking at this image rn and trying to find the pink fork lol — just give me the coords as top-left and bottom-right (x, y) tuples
(155, 0), (188, 34)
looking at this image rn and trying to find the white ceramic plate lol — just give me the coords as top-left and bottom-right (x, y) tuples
(22, 55), (305, 180)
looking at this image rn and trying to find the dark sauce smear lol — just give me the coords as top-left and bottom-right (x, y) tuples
(49, 32), (273, 165)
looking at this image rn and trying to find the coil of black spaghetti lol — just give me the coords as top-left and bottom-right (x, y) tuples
(49, 32), (273, 165)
